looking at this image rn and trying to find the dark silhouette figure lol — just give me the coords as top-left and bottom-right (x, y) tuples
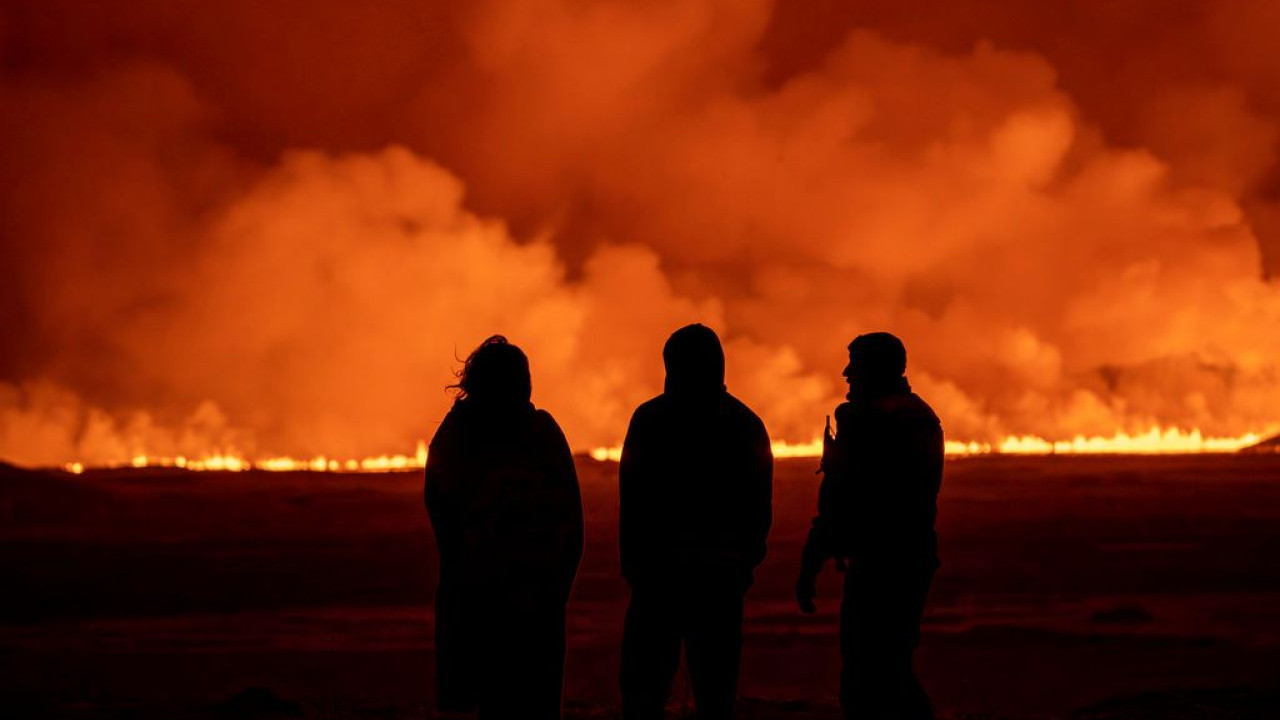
(619, 324), (773, 720)
(796, 332), (943, 720)
(423, 336), (583, 720)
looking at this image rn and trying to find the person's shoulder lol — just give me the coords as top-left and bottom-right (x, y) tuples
(630, 395), (667, 419)
(528, 408), (576, 460)
(908, 393), (941, 423)
(834, 399), (888, 436)
(531, 406), (561, 429)
(722, 391), (756, 414)
(620, 396), (666, 451)
(833, 400), (863, 424)
(428, 403), (464, 447)
(903, 393), (941, 424)
(723, 392), (767, 429)
(878, 393), (941, 429)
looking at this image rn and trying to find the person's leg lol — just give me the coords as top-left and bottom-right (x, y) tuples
(838, 573), (867, 719)
(842, 571), (905, 719)
(473, 598), (516, 720)
(684, 578), (746, 720)
(900, 569), (936, 720)
(434, 586), (479, 713)
(480, 599), (567, 720)
(841, 569), (936, 720)
(861, 643), (930, 720)
(524, 606), (568, 720)
(621, 583), (682, 720)
(903, 650), (935, 720)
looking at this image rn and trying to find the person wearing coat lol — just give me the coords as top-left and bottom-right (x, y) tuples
(796, 332), (944, 720)
(618, 323), (773, 720)
(424, 335), (583, 720)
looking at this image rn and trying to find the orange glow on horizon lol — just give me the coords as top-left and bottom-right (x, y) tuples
(590, 426), (1276, 461)
(61, 441), (431, 474)
(57, 426), (1275, 475)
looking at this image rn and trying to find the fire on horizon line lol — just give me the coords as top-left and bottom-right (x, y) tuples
(56, 425), (1279, 475)
(4, 2), (1280, 469)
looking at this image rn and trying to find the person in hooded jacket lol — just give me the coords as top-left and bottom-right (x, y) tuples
(423, 335), (583, 720)
(618, 324), (773, 720)
(796, 332), (944, 720)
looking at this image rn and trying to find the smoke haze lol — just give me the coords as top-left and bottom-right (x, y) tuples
(2, 0), (1279, 464)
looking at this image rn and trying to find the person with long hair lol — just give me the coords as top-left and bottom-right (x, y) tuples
(424, 335), (583, 719)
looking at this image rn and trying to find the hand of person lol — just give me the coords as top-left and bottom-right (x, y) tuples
(795, 570), (818, 614)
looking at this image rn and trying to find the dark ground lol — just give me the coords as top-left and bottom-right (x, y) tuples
(2, 455), (1279, 719)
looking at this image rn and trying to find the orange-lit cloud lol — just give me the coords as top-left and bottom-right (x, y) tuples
(2, 0), (1279, 465)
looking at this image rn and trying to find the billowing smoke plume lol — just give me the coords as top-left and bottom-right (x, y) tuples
(2, 0), (1278, 465)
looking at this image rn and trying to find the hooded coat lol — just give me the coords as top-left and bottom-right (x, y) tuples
(619, 326), (773, 583)
(617, 325), (773, 720)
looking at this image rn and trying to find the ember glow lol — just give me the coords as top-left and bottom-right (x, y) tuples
(586, 426), (1275, 464)
(63, 441), (431, 474)
(4, 1), (1280, 468)
(57, 425), (1274, 475)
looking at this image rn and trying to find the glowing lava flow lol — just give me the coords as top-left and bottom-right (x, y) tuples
(586, 439), (828, 463)
(936, 426), (1272, 456)
(590, 426), (1276, 462)
(63, 441), (430, 474)
(57, 426), (1275, 474)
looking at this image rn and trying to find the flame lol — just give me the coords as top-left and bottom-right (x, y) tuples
(57, 427), (1275, 475)
(588, 446), (622, 462)
(63, 441), (431, 474)
(941, 426), (1274, 456)
(587, 439), (826, 463)
(772, 439), (826, 458)
(989, 427), (1268, 455)
(590, 425), (1275, 462)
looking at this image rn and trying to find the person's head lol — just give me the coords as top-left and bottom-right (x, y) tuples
(843, 332), (907, 388)
(663, 323), (726, 395)
(452, 335), (532, 406)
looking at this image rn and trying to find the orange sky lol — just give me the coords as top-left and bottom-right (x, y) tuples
(2, 0), (1279, 464)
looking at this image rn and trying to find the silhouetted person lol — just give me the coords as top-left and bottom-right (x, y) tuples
(796, 332), (943, 720)
(424, 336), (583, 720)
(619, 324), (773, 720)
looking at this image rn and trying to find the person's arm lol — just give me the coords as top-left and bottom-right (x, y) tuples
(618, 407), (649, 582)
(796, 478), (835, 613)
(914, 417), (945, 567)
(801, 407), (851, 572)
(541, 412), (584, 599)
(423, 415), (459, 552)
(797, 404), (853, 612)
(748, 415), (774, 569)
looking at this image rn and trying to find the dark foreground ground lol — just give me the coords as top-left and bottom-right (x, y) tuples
(2, 455), (1279, 719)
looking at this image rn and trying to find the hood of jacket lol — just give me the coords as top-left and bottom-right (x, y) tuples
(662, 323), (726, 397)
